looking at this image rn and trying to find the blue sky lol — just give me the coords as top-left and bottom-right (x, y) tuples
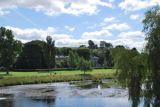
(0, 0), (159, 51)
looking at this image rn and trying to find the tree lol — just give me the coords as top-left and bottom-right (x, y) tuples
(88, 40), (97, 49)
(0, 27), (22, 74)
(75, 47), (90, 60)
(143, 5), (160, 72)
(103, 58), (108, 68)
(112, 47), (147, 107)
(105, 49), (114, 67)
(78, 57), (92, 74)
(15, 40), (46, 69)
(15, 36), (56, 70)
(88, 40), (95, 49)
(68, 51), (80, 68)
(142, 5), (160, 106)
(80, 45), (86, 47)
(44, 36), (56, 69)
(68, 51), (76, 68)
(56, 47), (72, 56)
(100, 41), (113, 49)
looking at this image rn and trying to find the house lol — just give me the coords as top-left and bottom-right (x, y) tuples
(90, 56), (101, 67)
(56, 56), (69, 61)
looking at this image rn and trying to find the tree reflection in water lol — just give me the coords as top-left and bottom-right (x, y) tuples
(31, 96), (56, 107)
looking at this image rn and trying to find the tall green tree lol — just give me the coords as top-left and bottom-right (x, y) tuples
(88, 40), (97, 49)
(103, 58), (108, 68)
(44, 36), (56, 69)
(15, 40), (46, 69)
(68, 51), (76, 68)
(142, 5), (160, 106)
(0, 27), (22, 74)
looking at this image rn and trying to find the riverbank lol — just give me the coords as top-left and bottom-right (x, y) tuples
(0, 69), (115, 77)
(0, 72), (116, 87)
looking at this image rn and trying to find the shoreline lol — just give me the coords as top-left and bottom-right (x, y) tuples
(0, 73), (115, 87)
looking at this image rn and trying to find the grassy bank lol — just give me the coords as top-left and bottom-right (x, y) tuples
(0, 73), (115, 87)
(0, 69), (116, 77)
(0, 69), (116, 87)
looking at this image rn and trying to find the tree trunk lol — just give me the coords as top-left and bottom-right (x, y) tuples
(6, 70), (9, 75)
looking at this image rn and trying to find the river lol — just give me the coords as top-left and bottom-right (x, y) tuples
(0, 80), (144, 107)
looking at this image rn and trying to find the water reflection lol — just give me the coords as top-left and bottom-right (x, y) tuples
(0, 95), (137, 107)
(0, 82), (136, 107)
(126, 73), (160, 107)
(31, 96), (56, 107)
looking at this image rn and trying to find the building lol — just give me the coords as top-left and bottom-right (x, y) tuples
(90, 56), (101, 67)
(56, 56), (69, 61)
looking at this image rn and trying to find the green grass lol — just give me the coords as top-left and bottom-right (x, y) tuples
(0, 73), (115, 87)
(0, 69), (116, 77)
(0, 69), (116, 87)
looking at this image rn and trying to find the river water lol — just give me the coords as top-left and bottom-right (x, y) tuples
(0, 81), (144, 107)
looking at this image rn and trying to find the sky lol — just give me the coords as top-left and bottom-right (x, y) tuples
(0, 0), (160, 51)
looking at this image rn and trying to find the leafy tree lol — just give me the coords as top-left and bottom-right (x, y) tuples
(15, 40), (46, 69)
(88, 40), (97, 49)
(80, 45), (86, 47)
(88, 40), (95, 49)
(68, 51), (80, 68)
(105, 49), (114, 67)
(75, 47), (90, 60)
(115, 45), (125, 49)
(112, 47), (147, 107)
(142, 5), (160, 106)
(100, 41), (113, 49)
(68, 51), (76, 68)
(0, 27), (22, 74)
(78, 57), (92, 74)
(56, 47), (72, 56)
(103, 58), (108, 68)
(44, 36), (56, 69)
(97, 48), (114, 67)
(56, 59), (68, 68)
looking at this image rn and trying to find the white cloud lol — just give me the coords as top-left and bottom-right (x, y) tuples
(5, 26), (56, 42)
(56, 39), (88, 47)
(104, 17), (115, 22)
(55, 38), (146, 51)
(64, 26), (75, 32)
(111, 39), (146, 51)
(130, 14), (140, 20)
(82, 30), (112, 39)
(0, 0), (112, 16)
(52, 34), (72, 39)
(0, 9), (9, 16)
(4, 26), (146, 51)
(119, 0), (160, 11)
(118, 31), (145, 39)
(109, 0), (114, 2)
(103, 23), (130, 31)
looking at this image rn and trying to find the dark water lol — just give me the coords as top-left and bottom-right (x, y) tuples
(0, 82), (144, 107)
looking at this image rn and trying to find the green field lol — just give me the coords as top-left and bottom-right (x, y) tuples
(0, 69), (116, 87)
(0, 69), (116, 77)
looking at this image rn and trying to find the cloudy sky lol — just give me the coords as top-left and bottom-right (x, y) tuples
(0, 0), (159, 51)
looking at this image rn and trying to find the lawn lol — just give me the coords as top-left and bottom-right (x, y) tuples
(0, 69), (116, 87)
(0, 69), (116, 77)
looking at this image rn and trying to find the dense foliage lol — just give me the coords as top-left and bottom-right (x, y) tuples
(78, 57), (93, 74)
(15, 36), (56, 69)
(0, 27), (22, 74)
